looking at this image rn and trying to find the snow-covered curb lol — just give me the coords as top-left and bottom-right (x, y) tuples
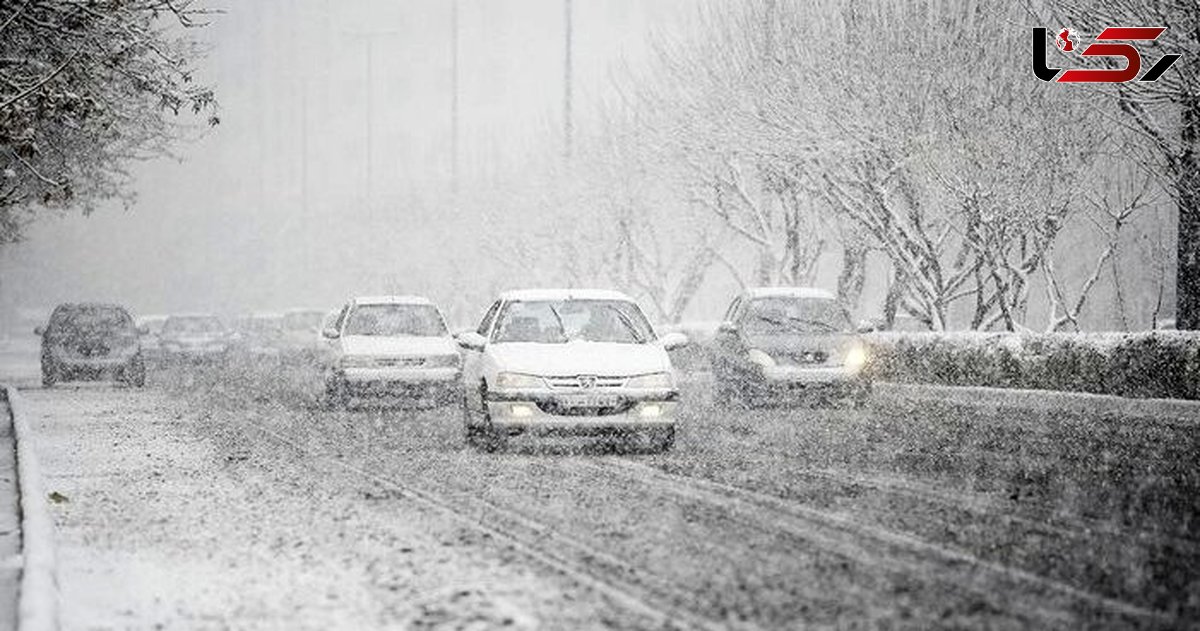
(875, 381), (1200, 423)
(6, 386), (58, 631)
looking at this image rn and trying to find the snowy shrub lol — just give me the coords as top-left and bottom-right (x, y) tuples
(864, 331), (1200, 400)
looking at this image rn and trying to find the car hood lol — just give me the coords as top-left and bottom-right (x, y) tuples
(743, 332), (859, 357)
(340, 335), (457, 357)
(488, 341), (670, 376)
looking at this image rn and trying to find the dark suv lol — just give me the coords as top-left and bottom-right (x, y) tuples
(36, 303), (146, 387)
(709, 287), (869, 406)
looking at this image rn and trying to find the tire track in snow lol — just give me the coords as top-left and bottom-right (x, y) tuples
(244, 419), (760, 631)
(585, 458), (1173, 627)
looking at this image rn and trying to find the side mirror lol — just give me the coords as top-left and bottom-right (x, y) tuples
(321, 326), (340, 340)
(660, 331), (689, 352)
(717, 321), (738, 334)
(34, 325), (45, 336)
(455, 331), (487, 351)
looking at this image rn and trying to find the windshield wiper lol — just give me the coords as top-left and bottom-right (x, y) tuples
(546, 305), (569, 343)
(605, 305), (647, 343)
(785, 316), (841, 332)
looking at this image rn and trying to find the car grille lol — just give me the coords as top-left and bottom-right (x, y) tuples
(372, 357), (426, 368)
(536, 399), (636, 416)
(65, 343), (111, 358)
(545, 375), (628, 390)
(778, 351), (829, 366)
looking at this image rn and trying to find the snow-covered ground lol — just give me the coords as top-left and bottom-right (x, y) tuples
(22, 385), (635, 630)
(3, 350), (1196, 628)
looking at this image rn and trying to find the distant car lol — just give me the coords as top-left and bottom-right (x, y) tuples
(136, 314), (168, 365)
(159, 314), (233, 363)
(709, 287), (869, 406)
(279, 309), (326, 360)
(37, 303), (145, 387)
(456, 289), (688, 452)
(322, 296), (462, 407)
(233, 313), (283, 359)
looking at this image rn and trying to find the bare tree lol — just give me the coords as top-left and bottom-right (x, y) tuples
(0, 0), (218, 243)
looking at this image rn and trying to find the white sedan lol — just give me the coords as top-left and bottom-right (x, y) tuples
(322, 296), (462, 407)
(456, 289), (688, 452)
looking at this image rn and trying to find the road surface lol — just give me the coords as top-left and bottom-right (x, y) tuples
(3, 349), (1197, 629)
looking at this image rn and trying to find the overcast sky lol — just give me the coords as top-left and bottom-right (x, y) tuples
(3, 0), (694, 321)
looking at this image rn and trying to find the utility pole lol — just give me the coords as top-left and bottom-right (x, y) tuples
(451, 0), (460, 192)
(563, 0), (573, 161)
(343, 30), (400, 291)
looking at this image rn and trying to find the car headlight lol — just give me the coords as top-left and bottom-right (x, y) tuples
(844, 345), (867, 371)
(424, 354), (461, 368)
(625, 372), (674, 389)
(747, 348), (775, 367)
(495, 372), (544, 389)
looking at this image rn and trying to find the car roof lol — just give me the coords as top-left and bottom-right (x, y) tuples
(743, 287), (836, 300)
(53, 302), (128, 312)
(498, 288), (634, 302)
(351, 295), (434, 306)
(167, 312), (220, 319)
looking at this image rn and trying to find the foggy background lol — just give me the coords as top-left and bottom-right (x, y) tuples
(0, 0), (1176, 330)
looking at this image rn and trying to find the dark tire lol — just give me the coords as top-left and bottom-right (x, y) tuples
(41, 359), (59, 388)
(655, 426), (675, 453)
(323, 377), (347, 410)
(124, 357), (146, 387)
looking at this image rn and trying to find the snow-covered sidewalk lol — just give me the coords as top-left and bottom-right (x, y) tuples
(19, 383), (621, 630)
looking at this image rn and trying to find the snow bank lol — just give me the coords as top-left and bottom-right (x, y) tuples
(5, 386), (58, 631)
(864, 331), (1200, 400)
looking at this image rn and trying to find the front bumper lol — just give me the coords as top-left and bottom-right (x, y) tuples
(330, 367), (462, 403)
(51, 353), (137, 372)
(739, 364), (869, 398)
(484, 389), (678, 434)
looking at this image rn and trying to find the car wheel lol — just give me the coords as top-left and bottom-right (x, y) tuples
(323, 377), (347, 409)
(462, 395), (482, 447)
(655, 426), (675, 453)
(41, 359), (59, 388)
(124, 356), (147, 387)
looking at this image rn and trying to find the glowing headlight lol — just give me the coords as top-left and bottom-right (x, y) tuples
(495, 372), (544, 389)
(747, 348), (776, 367)
(845, 345), (868, 371)
(625, 372), (674, 389)
(424, 354), (460, 368)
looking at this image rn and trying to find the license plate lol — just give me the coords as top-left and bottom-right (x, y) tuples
(557, 394), (620, 408)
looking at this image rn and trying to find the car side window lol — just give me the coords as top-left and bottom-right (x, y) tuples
(477, 301), (501, 337)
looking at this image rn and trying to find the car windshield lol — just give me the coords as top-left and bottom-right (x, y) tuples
(138, 318), (166, 334)
(54, 307), (132, 332)
(742, 297), (850, 334)
(164, 316), (224, 336)
(343, 304), (446, 337)
(492, 299), (654, 344)
(283, 311), (323, 331)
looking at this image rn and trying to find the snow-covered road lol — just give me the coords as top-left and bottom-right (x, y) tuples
(9, 358), (1199, 629)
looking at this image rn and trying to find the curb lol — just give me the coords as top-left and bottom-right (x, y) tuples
(875, 381), (1200, 424)
(5, 386), (58, 631)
